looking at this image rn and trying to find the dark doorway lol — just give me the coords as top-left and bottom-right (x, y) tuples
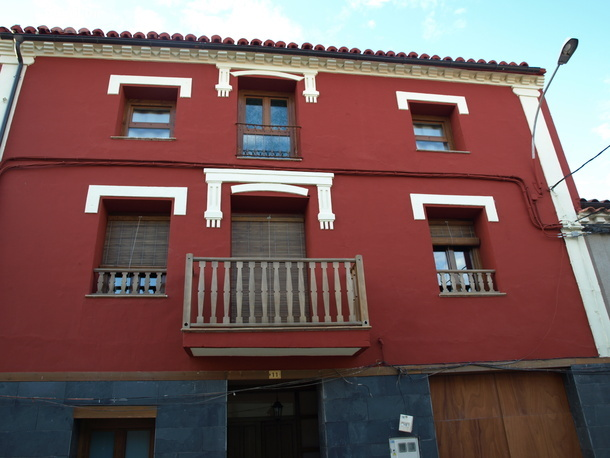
(227, 385), (320, 458)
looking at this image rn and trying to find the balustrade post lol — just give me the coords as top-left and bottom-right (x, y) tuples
(197, 261), (206, 323)
(354, 255), (369, 325)
(182, 253), (194, 328)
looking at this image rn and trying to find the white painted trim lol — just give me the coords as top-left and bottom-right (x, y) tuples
(396, 91), (469, 114)
(107, 75), (192, 97)
(190, 347), (362, 357)
(230, 70), (304, 81)
(216, 65), (318, 102)
(513, 87), (610, 356)
(203, 168), (335, 229)
(410, 194), (499, 221)
(231, 183), (309, 196)
(0, 63), (28, 160)
(205, 168), (334, 185)
(85, 185), (188, 215)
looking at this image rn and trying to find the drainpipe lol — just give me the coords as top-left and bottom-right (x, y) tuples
(0, 35), (24, 157)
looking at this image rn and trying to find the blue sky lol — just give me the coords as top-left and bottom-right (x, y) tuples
(5, 0), (610, 199)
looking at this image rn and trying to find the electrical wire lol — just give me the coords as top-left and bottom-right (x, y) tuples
(550, 143), (610, 191)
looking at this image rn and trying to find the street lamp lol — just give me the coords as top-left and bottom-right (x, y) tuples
(531, 38), (579, 159)
(272, 399), (283, 419)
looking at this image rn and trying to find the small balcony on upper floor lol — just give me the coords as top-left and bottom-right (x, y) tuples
(182, 254), (371, 357)
(236, 123), (301, 159)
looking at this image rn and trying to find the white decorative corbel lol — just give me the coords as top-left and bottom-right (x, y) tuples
(302, 71), (319, 103)
(204, 181), (223, 227)
(215, 65), (232, 97)
(317, 185), (335, 229)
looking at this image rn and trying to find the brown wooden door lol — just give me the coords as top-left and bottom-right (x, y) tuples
(430, 372), (582, 458)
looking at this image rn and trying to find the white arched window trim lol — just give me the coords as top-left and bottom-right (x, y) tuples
(215, 66), (319, 102)
(204, 168), (335, 229)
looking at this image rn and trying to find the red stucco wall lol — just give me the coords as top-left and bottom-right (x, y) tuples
(0, 55), (595, 372)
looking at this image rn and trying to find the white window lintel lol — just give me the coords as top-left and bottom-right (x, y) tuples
(410, 193), (498, 221)
(396, 91), (469, 114)
(85, 185), (188, 215)
(107, 75), (192, 98)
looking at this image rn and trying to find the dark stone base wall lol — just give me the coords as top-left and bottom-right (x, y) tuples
(320, 374), (438, 458)
(9, 368), (608, 458)
(566, 364), (610, 458)
(0, 380), (228, 458)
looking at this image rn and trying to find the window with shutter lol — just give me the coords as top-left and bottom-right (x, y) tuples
(93, 215), (170, 295)
(231, 214), (307, 322)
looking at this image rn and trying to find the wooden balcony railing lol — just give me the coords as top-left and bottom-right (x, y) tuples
(92, 268), (167, 296)
(183, 255), (369, 328)
(437, 269), (502, 295)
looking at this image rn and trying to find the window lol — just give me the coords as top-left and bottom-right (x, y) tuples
(238, 92), (299, 158)
(76, 418), (155, 458)
(231, 213), (307, 323)
(124, 100), (175, 138)
(116, 86), (179, 139)
(429, 219), (500, 295)
(93, 214), (170, 295)
(431, 219), (480, 271)
(413, 115), (453, 151)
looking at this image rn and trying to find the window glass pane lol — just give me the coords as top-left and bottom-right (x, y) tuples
(453, 250), (472, 270)
(416, 140), (449, 151)
(89, 431), (115, 458)
(127, 128), (171, 138)
(243, 134), (290, 157)
(433, 250), (449, 270)
(414, 123), (444, 137)
(245, 98), (264, 126)
(125, 430), (151, 458)
(132, 109), (171, 123)
(270, 99), (289, 126)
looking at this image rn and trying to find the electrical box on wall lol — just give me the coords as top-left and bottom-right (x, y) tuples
(389, 437), (420, 457)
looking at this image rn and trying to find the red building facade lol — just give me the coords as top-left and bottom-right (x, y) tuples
(1, 26), (608, 458)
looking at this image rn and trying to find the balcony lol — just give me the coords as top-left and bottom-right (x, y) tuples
(182, 254), (371, 356)
(437, 269), (504, 296)
(237, 123), (300, 159)
(91, 268), (167, 296)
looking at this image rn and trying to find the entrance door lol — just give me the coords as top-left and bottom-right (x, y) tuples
(231, 214), (306, 323)
(227, 387), (320, 458)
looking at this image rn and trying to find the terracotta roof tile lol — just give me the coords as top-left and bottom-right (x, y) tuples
(1, 25), (539, 71)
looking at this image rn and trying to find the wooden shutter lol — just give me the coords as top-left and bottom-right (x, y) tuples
(231, 214), (306, 322)
(102, 216), (170, 268)
(231, 214), (305, 258)
(429, 219), (479, 246)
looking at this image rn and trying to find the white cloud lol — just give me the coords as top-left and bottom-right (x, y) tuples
(180, 0), (304, 41)
(131, 7), (168, 33)
(348, 0), (393, 7)
(367, 20), (377, 29)
(422, 11), (440, 41)
(593, 123), (610, 141)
